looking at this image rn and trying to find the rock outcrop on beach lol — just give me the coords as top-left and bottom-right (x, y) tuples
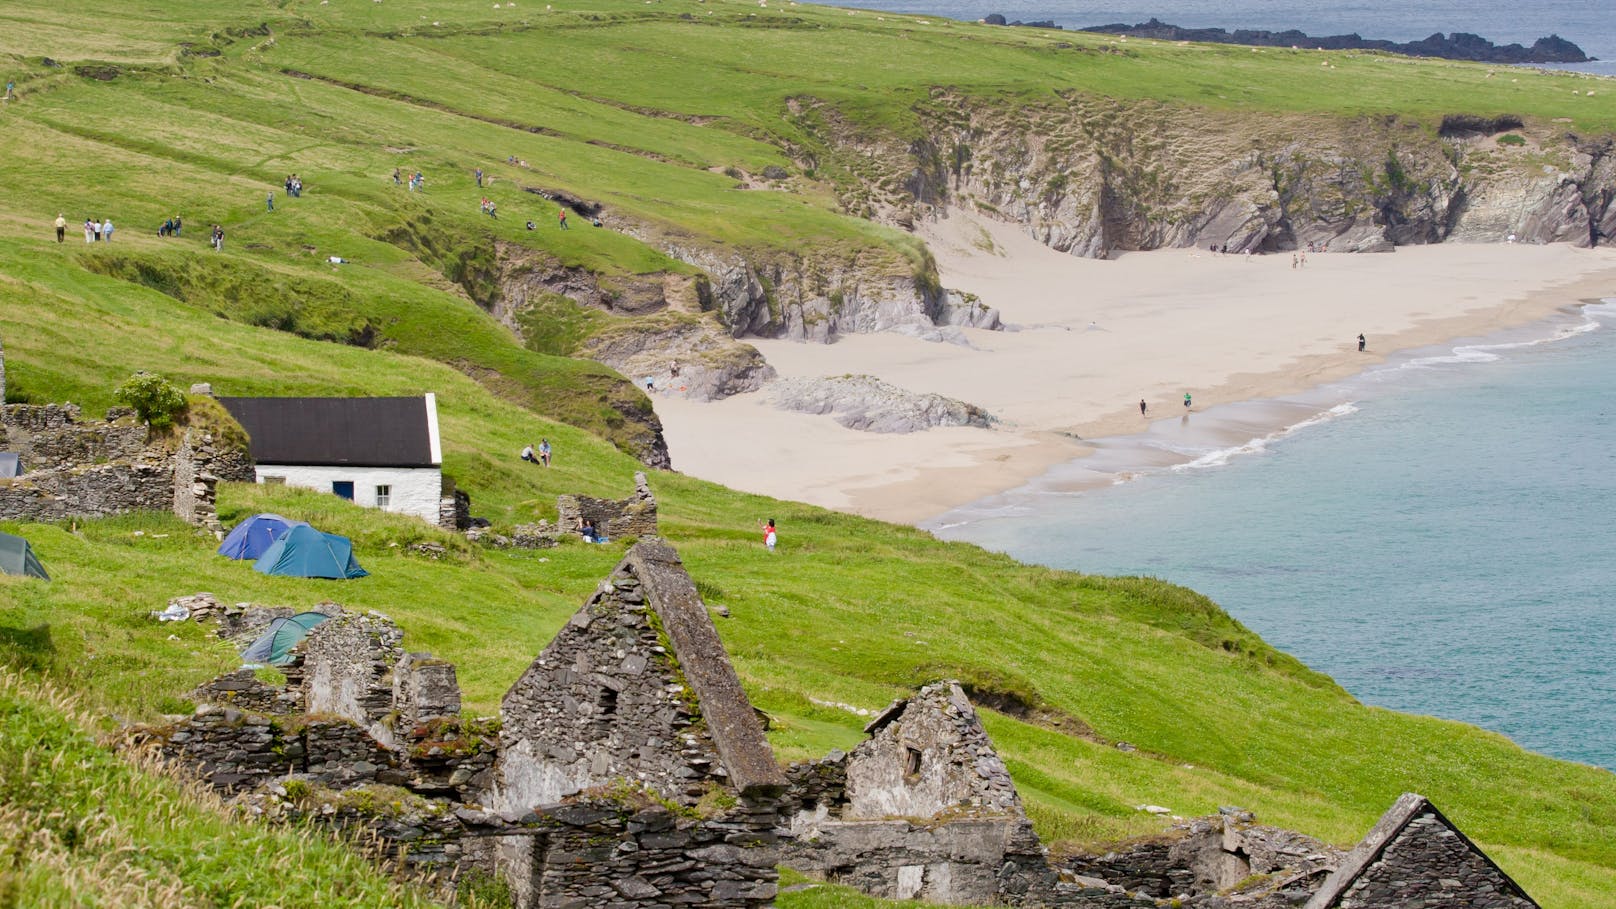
(1077, 20), (1591, 65)
(768, 375), (994, 433)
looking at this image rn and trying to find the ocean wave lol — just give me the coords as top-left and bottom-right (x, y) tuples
(1391, 300), (1613, 373)
(1168, 402), (1359, 473)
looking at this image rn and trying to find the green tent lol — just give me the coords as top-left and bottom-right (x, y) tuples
(0, 532), (48, 580)
(241, 612), (332, 666)
(252, 524), (368, 580)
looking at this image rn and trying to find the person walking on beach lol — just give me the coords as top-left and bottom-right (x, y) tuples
(54, 213), (66, 243)
(1183, 392), (1192, 409)
(1357, 333), (1367, 352)
(1140, 398), (1148, 416)
(761, 518), (777, 553)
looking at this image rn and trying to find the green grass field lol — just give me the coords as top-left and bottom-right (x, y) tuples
(3, 1), (1616, 906)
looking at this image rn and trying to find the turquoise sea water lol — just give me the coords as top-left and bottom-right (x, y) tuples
(931, 302), (1616, 771)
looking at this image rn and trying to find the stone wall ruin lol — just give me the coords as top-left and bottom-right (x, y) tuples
(555, 471), (658, 539)
(0, 401), (232, 529)
(1305, 793), (1538, 909)
(483, 539), (785, 908)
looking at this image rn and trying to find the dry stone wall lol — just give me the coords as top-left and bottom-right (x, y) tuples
(489, 562), (729, 812)
(554, 472), (658, 540)
(483, 798), (781, 909)
(299, 612), (405, 747)
(781, 681), (1113, 907)
(0, 403), (229, 528)
(1306, 794), (1538, 909)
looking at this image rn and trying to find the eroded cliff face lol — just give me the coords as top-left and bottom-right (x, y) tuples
(805, 90), (1616, 258)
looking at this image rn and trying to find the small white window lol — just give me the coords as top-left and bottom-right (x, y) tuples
(375, 485), (392, 508)
(263, 476), (286, 486)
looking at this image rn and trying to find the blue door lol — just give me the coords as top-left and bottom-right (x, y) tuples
(332, 481), (355, 501)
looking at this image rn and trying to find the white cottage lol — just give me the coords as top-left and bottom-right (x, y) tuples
(219, 394), (444, 523)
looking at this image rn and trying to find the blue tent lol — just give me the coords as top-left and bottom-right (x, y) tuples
(217, 513), (296, 560)
(241, 612), (332, 665)
(253, 524), (368, 580)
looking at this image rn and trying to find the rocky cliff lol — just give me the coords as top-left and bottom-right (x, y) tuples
(805, 90), (1616, 259)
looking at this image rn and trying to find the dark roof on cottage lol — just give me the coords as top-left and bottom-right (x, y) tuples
(218, 396), (439, 468)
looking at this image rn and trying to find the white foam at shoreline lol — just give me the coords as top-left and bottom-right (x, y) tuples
(929, 297), (1616, 531)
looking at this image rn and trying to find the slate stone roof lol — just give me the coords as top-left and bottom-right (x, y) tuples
(219, 396), (438, 468)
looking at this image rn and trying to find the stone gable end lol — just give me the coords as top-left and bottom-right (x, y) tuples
(1306, 793), (1539, 909)
(846, 681), (1023, 820)
(493, 540), (781, 813)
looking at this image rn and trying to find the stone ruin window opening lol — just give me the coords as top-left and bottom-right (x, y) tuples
(375, 484), (391, 508)
(597, 687), (619, 717)
(904, 745), (922, 779)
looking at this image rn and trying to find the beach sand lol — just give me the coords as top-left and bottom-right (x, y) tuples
(655, 214), (1616, 524)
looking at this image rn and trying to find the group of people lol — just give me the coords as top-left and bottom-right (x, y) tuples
(480, 197), (499, 218)
(282, 174), (305, 198)
(393, 168), (426, 191)
(54, 214), (115, 243)
(158, 216), (185, 237)
(209, 224), (226, 251)
(520, 439), (553, 467)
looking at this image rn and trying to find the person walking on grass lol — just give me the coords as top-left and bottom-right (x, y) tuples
(761, 518), (777, 553)
(558, 207), (569, 230)
(54, 213), (66, 243)
(4, 80), (14, 101)
(475, 167), (484, 188)
(102, 219), (113, 243)
(266, 191), (275, 213)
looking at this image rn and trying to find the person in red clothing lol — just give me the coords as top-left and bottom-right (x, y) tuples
(558, 207), (569, 230)
(762, 518), (777, 553)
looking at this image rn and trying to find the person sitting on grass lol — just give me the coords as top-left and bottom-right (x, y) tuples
(521, 443), (538, 464)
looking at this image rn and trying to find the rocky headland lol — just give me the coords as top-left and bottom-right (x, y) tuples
(1065, 19), (1592, 65)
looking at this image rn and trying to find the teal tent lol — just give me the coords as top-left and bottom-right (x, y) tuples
(253, 524), (368, 580)
(0, 532), (48, 580)
(241, 612), (331, 665)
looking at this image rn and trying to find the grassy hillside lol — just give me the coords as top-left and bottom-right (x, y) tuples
(3, 1), (1616, 907)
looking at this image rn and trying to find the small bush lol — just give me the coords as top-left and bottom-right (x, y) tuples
(1497, 133), (1527, 146)
(113, 372), (187, 430)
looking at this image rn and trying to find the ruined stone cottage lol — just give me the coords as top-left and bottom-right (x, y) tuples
(478, 539), (784, 908)
(782, 681), (1098, 906)
(0, 342), (247, 528)
(554, 471), (659, 539)
(1305, 793), (1539, 909)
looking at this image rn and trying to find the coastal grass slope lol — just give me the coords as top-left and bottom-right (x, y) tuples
(2, 1), (1616, 906)
(3, 271), (1616, 904)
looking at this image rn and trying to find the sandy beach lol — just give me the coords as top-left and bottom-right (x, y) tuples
(655, 214), (1616, 524)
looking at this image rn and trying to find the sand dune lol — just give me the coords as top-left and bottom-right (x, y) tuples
(655, 213), (1616, 524)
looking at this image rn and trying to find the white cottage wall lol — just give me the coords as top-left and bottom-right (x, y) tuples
(254, 465), (442, 522)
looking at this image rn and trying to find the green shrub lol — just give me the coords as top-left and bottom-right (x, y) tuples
(1497, 133), (1527, 146)
(113, 372), (187, 430)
